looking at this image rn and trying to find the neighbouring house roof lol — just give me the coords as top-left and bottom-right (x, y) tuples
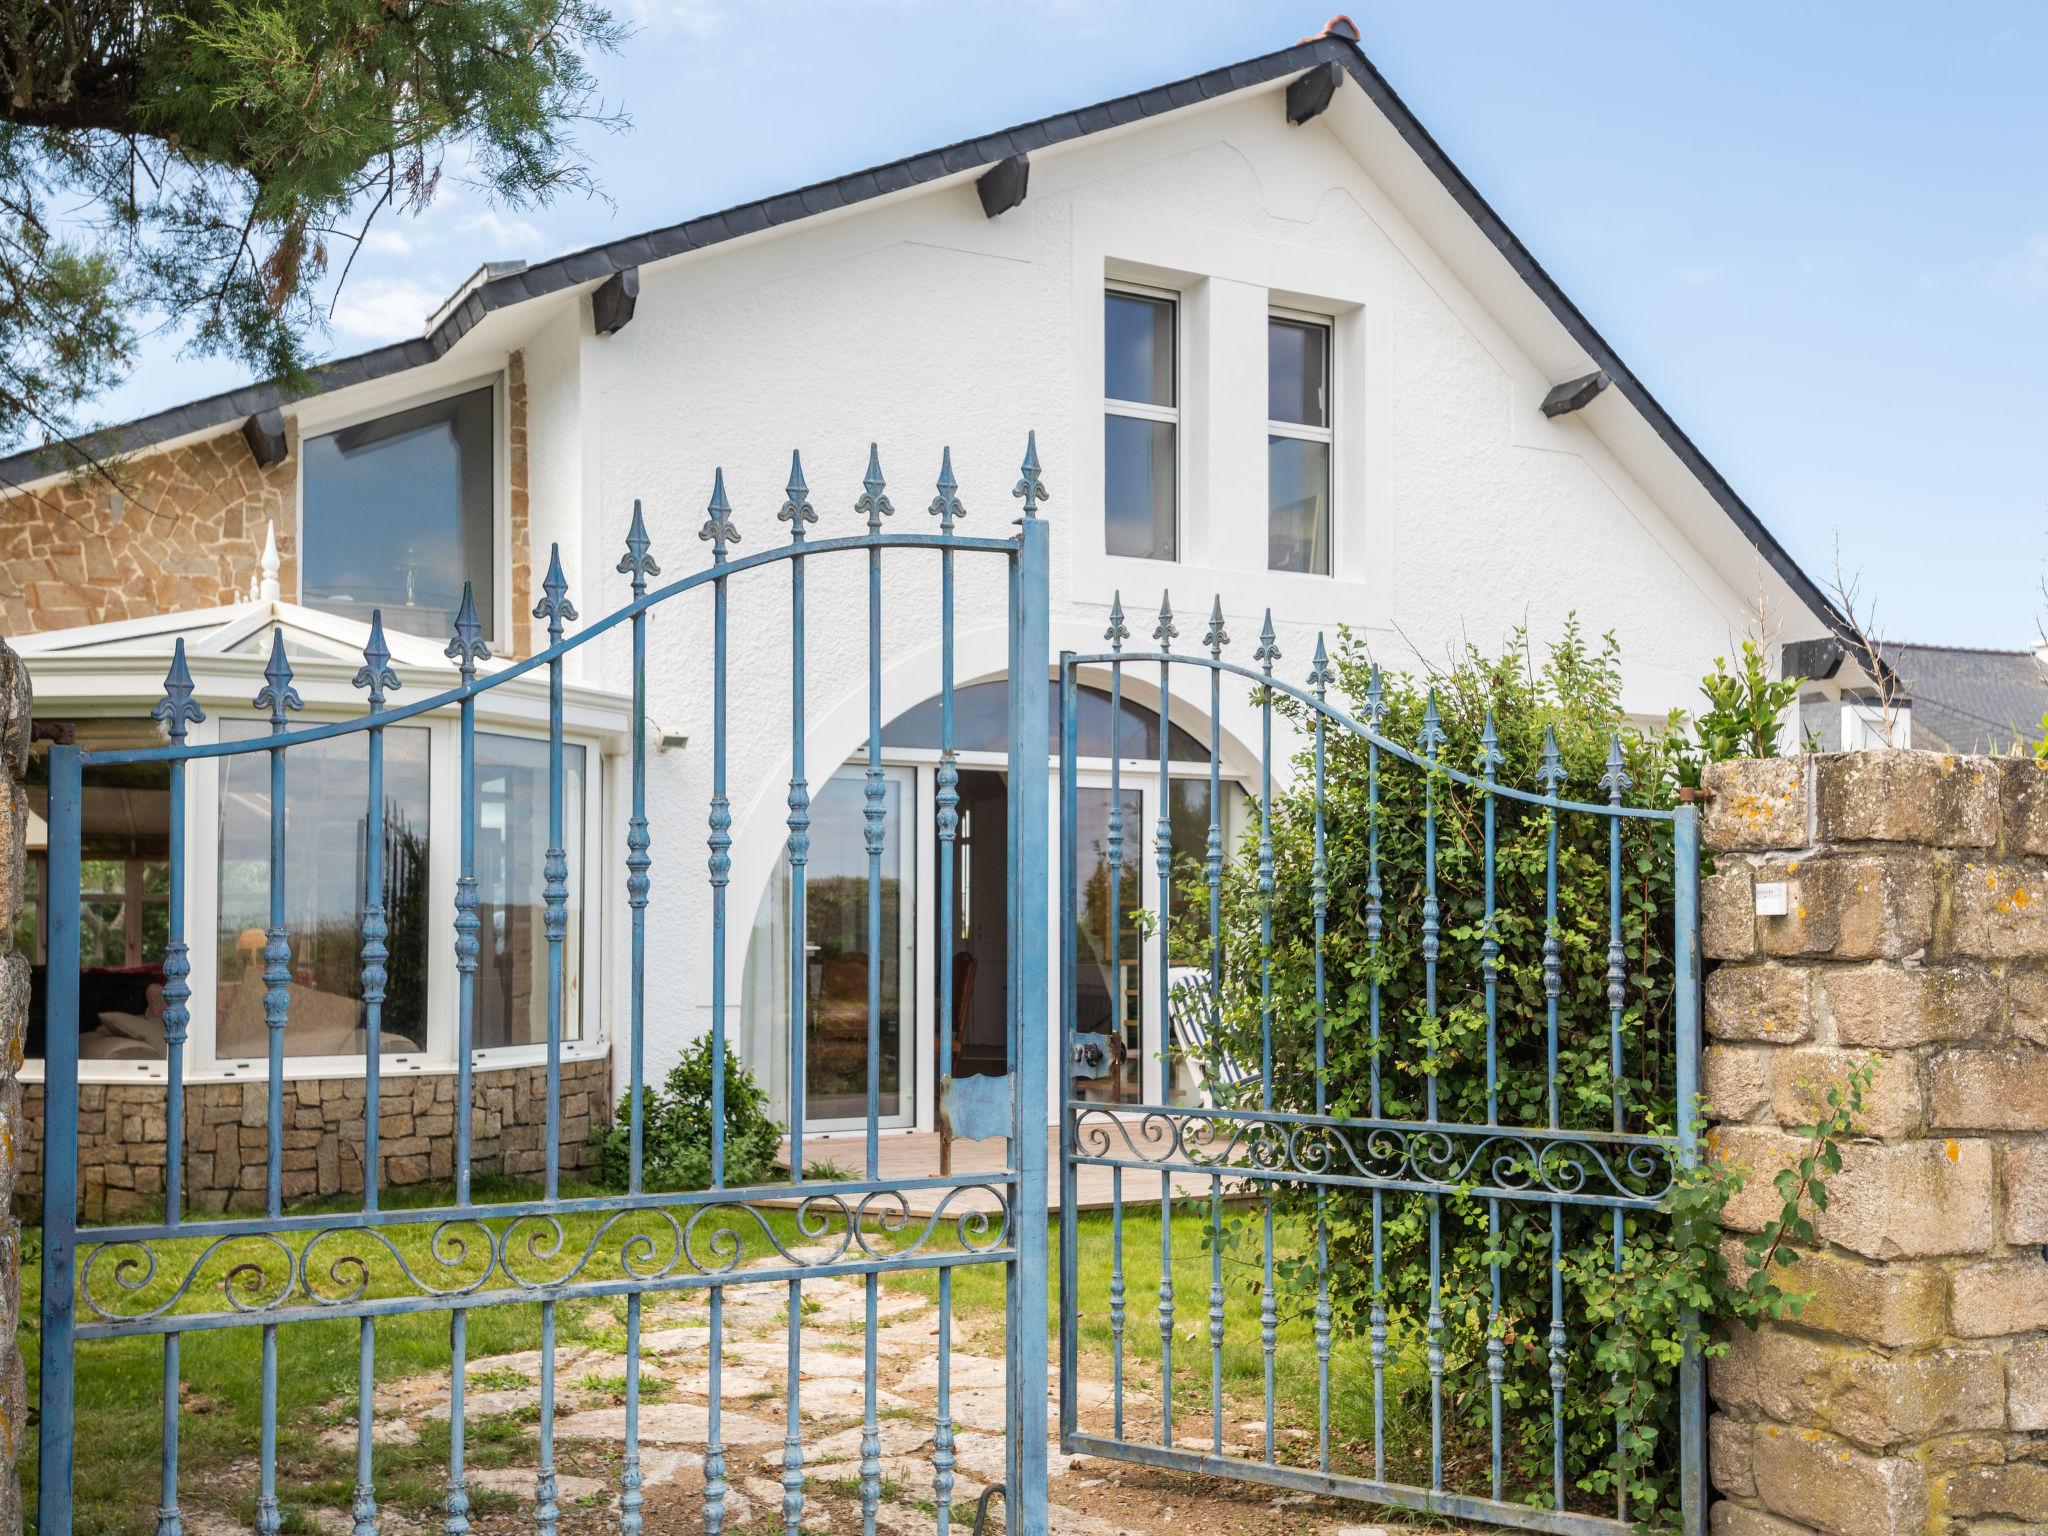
(1888, 643), (2048, 755)
(0, 19), (1853, 649)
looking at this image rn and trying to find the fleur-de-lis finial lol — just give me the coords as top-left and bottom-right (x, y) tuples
(1539, 724), (1568, 794)
(1254, 610), (1280, 676)
(1012, 430), (1048, 518)
(1105, 592), (1130, 652)
(1203, 597), (1229, 658)
(618, 500), (660, 596)
(1154, 592), (1177, 652)
(1308, 633), (1334, 697)
(534, 543), (579, 640)
(352, 610), (401, 710)
(698, 469), (740, 556)
(1364, 663), (1387, 730)
(446, 581), (490, 681)
(253, 628), (302, 730)
(778, 450), (818, 541)
(1417, 689), (1447, 757)
(855, 444), (894, 531)
(151, 637), (205, 745)
(1478, 708), (1505, 776)
(1599, 732), (1633, 801)
(929, 446), (966, 532)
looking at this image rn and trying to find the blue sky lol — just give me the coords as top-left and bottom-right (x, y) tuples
(99, 2), (2048, 649)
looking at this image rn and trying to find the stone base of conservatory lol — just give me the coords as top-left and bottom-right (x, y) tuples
(19, 1053), (612, 1221)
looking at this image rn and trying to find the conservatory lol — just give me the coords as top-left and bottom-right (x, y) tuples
(10, 592), (629, 1214)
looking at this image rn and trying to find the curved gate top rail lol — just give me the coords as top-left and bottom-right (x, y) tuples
(1056, 594), (1703, 1536)
(39, 436), (1056, 1536)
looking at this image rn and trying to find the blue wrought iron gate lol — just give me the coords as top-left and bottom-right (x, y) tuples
(37, 440), (1054, 1536)
(1054, 602), (1703, 1536)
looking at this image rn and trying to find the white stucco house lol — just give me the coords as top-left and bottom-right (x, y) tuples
(1, 21), (1871, 1196)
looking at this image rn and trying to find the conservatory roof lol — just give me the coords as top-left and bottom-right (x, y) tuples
(14, 600), (630, 739)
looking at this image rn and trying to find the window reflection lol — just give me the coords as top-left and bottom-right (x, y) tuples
(301, 386), (496, 642)
(474, 734), (586, 1050)
(217, 721), (431, 1058)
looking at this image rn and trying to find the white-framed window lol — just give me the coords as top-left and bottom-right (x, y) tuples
(1268, 310), (1333, 575)
(1103, 285), (1179, 562)
(299, 380), (501, 645)
(22, 700), (604, 1083)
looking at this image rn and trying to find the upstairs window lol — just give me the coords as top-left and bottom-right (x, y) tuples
(1268, 314), (1332, 575)
(1104, 289), (1178, 562)
(301, 385), (496, 642)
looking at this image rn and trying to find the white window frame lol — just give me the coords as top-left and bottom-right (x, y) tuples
(1266, 306), (1335, 576)
(33, 705), (605, 1086)
(1103, 281), (1182, 564)
(293, 372), (511, 649)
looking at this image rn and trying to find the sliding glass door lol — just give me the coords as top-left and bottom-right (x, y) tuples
(802, 767), (916, 1129)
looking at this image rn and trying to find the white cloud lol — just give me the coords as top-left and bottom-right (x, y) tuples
(1676, 264), (1722, 287)
(330, 277), (445, 341)
(1998, 232), (2048, 297)
(360, 228), (413, 258)
(459, 209), (544, 249)
(615, 0), (728, 38)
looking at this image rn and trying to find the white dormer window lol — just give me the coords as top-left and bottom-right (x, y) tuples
(1268, 311), (1332, 575)
(300, 383), (498, 642)
(1103, 287), (1179, 562)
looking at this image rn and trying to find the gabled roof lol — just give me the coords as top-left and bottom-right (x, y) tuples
(0, 21), (1849, 644)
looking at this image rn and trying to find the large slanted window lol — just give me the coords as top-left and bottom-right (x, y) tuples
(301, 385), (497, 643)
(1268, 313), (1332, 574)
(1104, 288), (1178, 562)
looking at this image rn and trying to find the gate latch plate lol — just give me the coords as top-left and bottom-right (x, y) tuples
(940, 1072), (1012, 1142)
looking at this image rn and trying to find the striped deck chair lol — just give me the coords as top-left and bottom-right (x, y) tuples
(1164, 965), (1257, 1108)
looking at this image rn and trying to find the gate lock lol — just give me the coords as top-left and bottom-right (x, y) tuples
(1070, 1032), (1119, 1079)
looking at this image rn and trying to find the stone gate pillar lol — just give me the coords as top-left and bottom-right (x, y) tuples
(1702, 752), (2048, 1536)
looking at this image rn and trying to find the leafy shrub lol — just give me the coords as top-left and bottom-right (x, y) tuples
(592, 1034), (783, 1191)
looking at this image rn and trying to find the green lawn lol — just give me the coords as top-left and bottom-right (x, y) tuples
(23, 1180), (1435, 1535)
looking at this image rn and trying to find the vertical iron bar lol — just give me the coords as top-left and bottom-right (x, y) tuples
(1203, 610), (1228, 1464)
(37, 743), (81, 1536)
(1105, 597), (1127, 1442)
(934, 1270), (956, 1536)
(1253, 614), (1278, 1466)
(151, 641), (199, 1536)
(256, 630), (298, 1536)
(1363, 667), (1386, 1482)
(779, 460), (812, 1536)
(1603, 736), (1633, 1523)
(353, 614), (395, 1536)
(445, 581), (485, 1536)
(1480, 713), (1505, 1503)
(622, 505), (658, 1536)
(1309, 638), (1332, 1475)
(700, 482), (737, 1536)
(1155, 596), (1177, 1448)
(536, 547), (576, 1536)
(856, 448), (889, 1536)
(1057, 656), (1080, 1449)
(1008, 504), (1052, 1536)
(1540, 728), (1568, 1512)
(934, 452), (962, 1176)
(1418, 693), (1446, 1490)
(1110, 1168), (1125, 1440)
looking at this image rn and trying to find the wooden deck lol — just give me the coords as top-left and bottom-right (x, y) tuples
(774, 1119), (1223, 1216)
